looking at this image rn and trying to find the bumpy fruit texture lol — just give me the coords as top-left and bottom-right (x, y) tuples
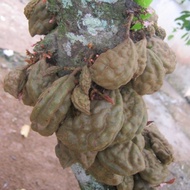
(79, 65), (92, 95)
(132, 134), (145, 151)
(133, 38), (147, 79)
(71, 85), (91, 115)
(90, 38), (138, 90)
(139, 149), (169, 185)
(133, 174), (156, 190)
(87, 158), (124, 186)
(117, 176), (134, 190)
(56, 89), (124, 152)
(55, 140), (77, 169)
(24, 0), (56, 36)
(155, 26), (166, 40)
(24, 0), (40, 19)
(55, 140), (97, 169)
(143, 123), (174, 165)
(131, 49), (165, 95)
(30, 73), (75, 127)
(3, 1), (177, 188)
(97, 140), (145, 176)
(114, 86), (148, 144)
(23, 58), (58, 106)
(147, 37), (177, 74)
(31, 93), (71, 136)
(3, 64), (30, 99)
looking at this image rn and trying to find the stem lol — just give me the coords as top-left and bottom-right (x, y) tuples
(126, 13), (134, 38)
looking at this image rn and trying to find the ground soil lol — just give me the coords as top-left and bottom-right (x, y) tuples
(0, 0), (190, 190)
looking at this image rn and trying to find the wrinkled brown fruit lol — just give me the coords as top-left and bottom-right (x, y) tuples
(24, 0), (57, 36)
(90, 38), (138, 90)
(3, 1), (177, 189)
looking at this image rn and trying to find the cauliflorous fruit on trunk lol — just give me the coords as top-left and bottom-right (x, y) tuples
(117, 176), (134, 190)
(133, 174), (156, 190)
(147, 36), (176, 74)
(71, 85), (91, 115)
(114, 86), (148, 144)
(142, 122), (174, 165)
(87, 157), (124, 186)
(56, 89), (124, 152)
(98, 140), (145, 176)
(79, 65), (92, 95)
(23, 58), (58, 106)
(3, 64), (30, 99)
(139, 149), (168, 185)
(55, 140), (97, 169)
(131, 49), (165, 95)
(30, 70), (77, 127)
(90, 38), (138, 90)
(133, 38), (147, 79)
(24, 0), (57, 36)
(31, 92), (71, 136)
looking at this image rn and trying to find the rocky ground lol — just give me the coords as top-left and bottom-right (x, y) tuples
(0, 0), (190, 190)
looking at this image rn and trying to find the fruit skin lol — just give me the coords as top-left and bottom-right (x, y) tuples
(56, 89), (124, 152)
(24, 0), (57, 37)
(79, 65), (92, 95)
(23, 58), (58, 106)
(31, 92), (71, 136)
(71, 85), (91, 115)
(113, 86), (148, 144)
(147, 36), (177, 74)
(30, 72), (76, 128)
(131, 49), (165, 95)
(139, 149), (168, 185)
(133, 38), (147, 79)
(90, 38), (138, 90)
(55, 140), (97, 169)
(142, 123), (174, 165)
(97, 140), (145, 176)
(3, 64), (30, 99)
(133, 174), (156, 190)
(116, 176), (134, 190)
(87, 157), (124, 186)
(139, 123), (174, 186)
(55, 140), (77, 169)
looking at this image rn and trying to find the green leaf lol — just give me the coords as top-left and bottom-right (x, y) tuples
(140, 13), (152, 20)
(167, 35), (174, 40)
(186, 39), (190, 45)
(131, 23), (144, 31)
(175, 14), (190, 22)
(181, 32), (188, 39)
(134, 0), (153, 8)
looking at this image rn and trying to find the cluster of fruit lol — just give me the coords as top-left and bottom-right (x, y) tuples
(3, 0), (177, 189)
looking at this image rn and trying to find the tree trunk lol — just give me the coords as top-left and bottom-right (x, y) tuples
(38, 1), (127, 189)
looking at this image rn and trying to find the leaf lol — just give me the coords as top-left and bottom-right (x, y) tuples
(181, 32), (189, 39)
(185, 36), (189, 41)
(186, 39), (190, 45)
(172, 28), (177, 32)
(181, 10), (190, 15)
(134, 0), (153, 8)
(175, 14), (190, 22)
(168, 34), (174, 40)
(140, 13), (152, 20)
(131, 23), (144, 31)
